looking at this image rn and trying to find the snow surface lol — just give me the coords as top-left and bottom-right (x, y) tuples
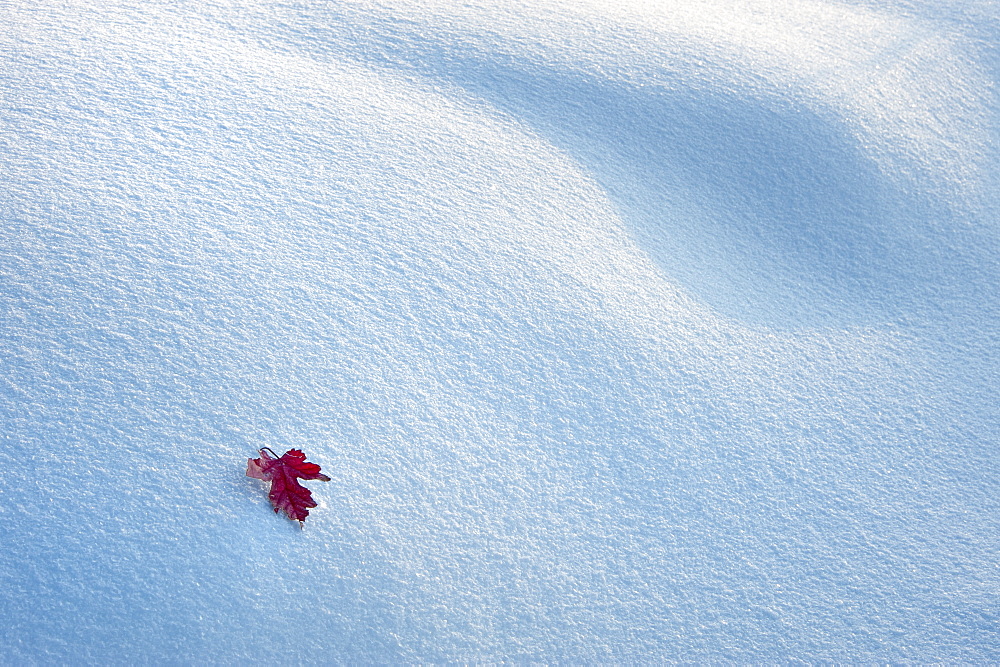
(1, 0), (998, 661)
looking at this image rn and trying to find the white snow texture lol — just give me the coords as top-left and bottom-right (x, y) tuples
(1, 0), (998, 662)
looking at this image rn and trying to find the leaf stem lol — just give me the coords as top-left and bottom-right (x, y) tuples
(259, 447), (280, 458)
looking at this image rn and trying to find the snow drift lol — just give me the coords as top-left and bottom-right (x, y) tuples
(1, 0), (997, 661)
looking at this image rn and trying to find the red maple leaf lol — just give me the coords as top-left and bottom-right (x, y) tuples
(247, 447), (330, 525)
